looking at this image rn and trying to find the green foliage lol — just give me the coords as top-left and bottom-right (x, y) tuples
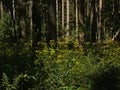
(1, 73), (22, 90)
(0, 13), (14, 42)
(1, 41), (120, 90)
(33, 41), (120, 90)
(0, 41), (36, 89)
(34, 42), (92, 89)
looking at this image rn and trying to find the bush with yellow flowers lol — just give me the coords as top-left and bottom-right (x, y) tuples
(1, 41), (120, 90)
(33, 41), (93, 89)
(32, 41), (120, 90)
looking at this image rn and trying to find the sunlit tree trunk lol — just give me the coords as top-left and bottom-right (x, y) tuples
(56, 0), (58, 36)
(65, 0), (69, 40)
(78, 0), (84, 26)
(0, 1), (3, 19)
(75, 0), (78, 41)
(12, 0), (17, 40)
(62, 0), (65, 40)
(29, 0), (33, 45)
(98, 0), (102, 42)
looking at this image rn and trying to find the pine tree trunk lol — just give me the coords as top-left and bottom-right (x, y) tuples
(29, 0), (33, 45)
(66, 0), (69, 40)
(56, 0), (58, 37)
(62, 0), (65, 40)
(12, 0), (17, 40)
(0, 1), (3, 19)
(75, 0), (78, 41)
(98, 0), (102, 42)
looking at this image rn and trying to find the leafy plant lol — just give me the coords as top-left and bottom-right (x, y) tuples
(1, 73), (22, 90)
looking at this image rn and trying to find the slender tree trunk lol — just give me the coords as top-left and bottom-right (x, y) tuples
(0, 1), (3, 19)
(66, 0), (69, 40)
(62, 0), (65, 40)
(91, 0), (97, 42)
(29, 0), (33, 45)
(12, 0), (17, 40)
(78, 0), (85, 26)
(98, 0), (102, 42)
(56, 0), (58, 37)
(75, 0), (78, 41)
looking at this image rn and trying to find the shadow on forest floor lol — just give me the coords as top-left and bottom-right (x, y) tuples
(91, 66), (120, 90)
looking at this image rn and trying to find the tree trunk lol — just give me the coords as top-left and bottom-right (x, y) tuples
(18, 1), (26, 39)
(78, 0), (85, 42)
(56, 0), (58, 36)
(33, 0), (42, 45)
(62, 0), (65, 39)
(47, 0), (57, 46)
(29, 0), (33, 45)
(12, 0), (17, 40)
(0, 1), (3, 19)
(66, 0), (69, 40)
(91, 0), (97, 42)
(75, 0), (78, 41)
(78, 0), (85, 26)
(98, 0), (102, 42)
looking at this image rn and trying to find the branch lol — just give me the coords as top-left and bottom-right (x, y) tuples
(112, 29), (120, 41)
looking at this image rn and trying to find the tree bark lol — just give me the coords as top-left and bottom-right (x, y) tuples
(75, 0), (78, 41)
(18, 0), (26, 39)
(29, 0), (33, 45)
(91, 0), (97, 42)
(47, 0), (57, 45)
(98, 0), (102, 42)
(56, 0), (58, 36)
(32, 0), (42, 45)
(66, 0), (70, 40)
(0, 1), (3, 19)
(62, 0), (65, 39)
(12, 0), (17, 40)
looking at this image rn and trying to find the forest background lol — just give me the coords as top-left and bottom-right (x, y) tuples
(0, 0), (120, 90)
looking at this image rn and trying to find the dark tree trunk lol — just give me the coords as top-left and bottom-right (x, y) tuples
(17, 1), (26, 39)
(33, 0), (42, 45)
(91, 0), (97, 42)
(47, 0), (57, 46)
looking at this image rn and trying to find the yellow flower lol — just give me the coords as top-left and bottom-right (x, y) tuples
(43, 49), (48, 53)
(74, 42), (79, 48)
(56, 59), (62, 63)
(57, 54), (62, 58)
(23, 74), (27, 78)
(75, 61), (79, 65)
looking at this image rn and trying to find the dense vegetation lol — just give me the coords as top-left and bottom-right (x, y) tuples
(0, 41), (120, 90)
(0, 0), (120, 90)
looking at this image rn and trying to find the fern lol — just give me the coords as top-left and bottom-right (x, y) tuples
(1, 73), (22, 90)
